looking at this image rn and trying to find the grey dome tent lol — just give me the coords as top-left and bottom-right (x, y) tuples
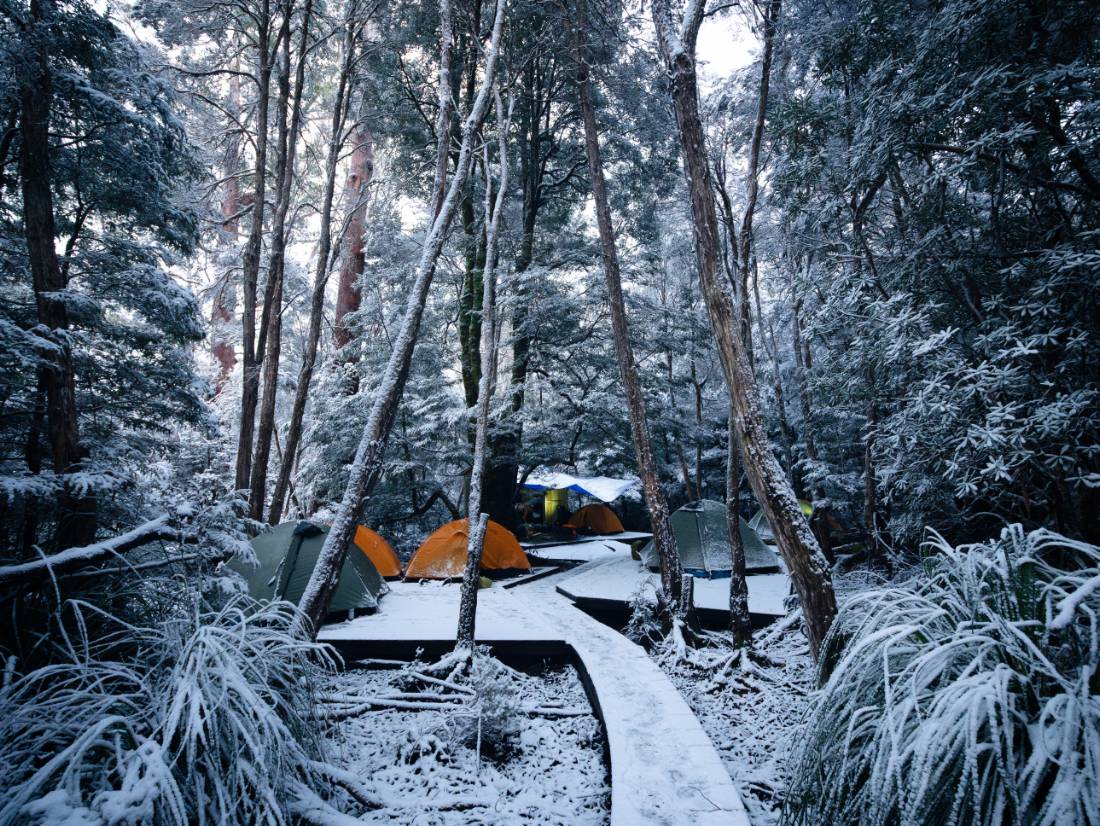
(642, 500), (780, 578)
(228, 520), (385, 615)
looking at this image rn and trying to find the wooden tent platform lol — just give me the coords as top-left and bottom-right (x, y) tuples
(318, 560), (749, 826)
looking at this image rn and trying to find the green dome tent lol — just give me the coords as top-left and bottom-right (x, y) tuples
(748, 509), (774, 543)
(228, 521), (385, 615)
(749, 500), (813, 545)
(642, 500), (780, 578)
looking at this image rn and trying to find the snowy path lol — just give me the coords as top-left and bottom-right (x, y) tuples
(525, 568), (751, 826)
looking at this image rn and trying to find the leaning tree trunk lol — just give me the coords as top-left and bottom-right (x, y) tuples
(19, 0), (97, 549)
(297, 0), (506, 636)
(651, 0), (836, 658)
(570, 0), (683, 608)
(268, 7), (359, 524)
(457, 92), (509, 648)
(250, 4), (312, 520)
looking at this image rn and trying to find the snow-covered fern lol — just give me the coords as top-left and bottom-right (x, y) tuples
(0, 595), (339, 825)
(784, 525), (1100, 826)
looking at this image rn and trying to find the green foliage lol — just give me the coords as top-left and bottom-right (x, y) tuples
(771, 0), (1100, 546)
(0, 0), (205, 548)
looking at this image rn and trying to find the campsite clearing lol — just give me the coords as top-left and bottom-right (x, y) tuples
(320, 550), (773, 826)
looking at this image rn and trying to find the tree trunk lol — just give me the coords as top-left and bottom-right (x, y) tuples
(297, 0), (506, 635)
(651, 0), (836, 658)
(570, 0), (683, 607)
(235, 0), (276, 494)
(268, 6), (359, 524)
(726, 408), (752, 647)
(791, 292), (833, 559)
(250, 6), (311, 520)
(332, 124), (374, 350)
(458, 93), (509, 648)
(720, 0), (783, 647)
(753, 263), (799, 492)
(19, 0), (97, 549)
(480, 50), (548, 531)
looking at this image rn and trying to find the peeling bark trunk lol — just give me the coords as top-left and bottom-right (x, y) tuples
(651, 0), (836, 658)
(570, 0), (683, 606)
(19, 0), (96, 549)
(332, 125), (374, 350)
(297, 0), (506, 635)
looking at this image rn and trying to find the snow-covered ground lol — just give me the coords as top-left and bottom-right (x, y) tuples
(320, 661), (610, 824)
(649, 568), (899, 825)
(656, 625), (814, 825)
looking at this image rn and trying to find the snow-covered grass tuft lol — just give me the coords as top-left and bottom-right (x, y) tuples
(0, 595), (340, 826)
(784, 524), (1100, 826)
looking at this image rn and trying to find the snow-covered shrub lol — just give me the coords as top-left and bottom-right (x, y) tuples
(0, 595), (339, 825)
(452, 654), (524, 761)
(624, 582), (662, 644)
(784, 525), (1100, 826)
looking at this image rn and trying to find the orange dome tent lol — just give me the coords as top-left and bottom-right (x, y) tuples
(353, 525), (402, 578)
(565, 503), (624, 534)
(405, 519), (530, 580)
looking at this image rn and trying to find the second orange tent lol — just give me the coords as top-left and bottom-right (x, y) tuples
(404, 519), (530, 580)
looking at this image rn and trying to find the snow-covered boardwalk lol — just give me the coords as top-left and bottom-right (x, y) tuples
(320, 562), (750, 826)
(556, 553), (791, 618)
(528, 569), (750, 826)
(319, 578), (561, 643)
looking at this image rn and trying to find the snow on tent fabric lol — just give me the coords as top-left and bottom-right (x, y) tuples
(642, 500), (779, 578)
(353, 524), (402, 578)
(565, 503), (625, 534)
(229, 521), (386, 613)
(404, 519), (531, 580)
(522, 472), (637, 502)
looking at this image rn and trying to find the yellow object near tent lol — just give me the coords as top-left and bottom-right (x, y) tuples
(353, 525), (402, 578)
(565, 503), (624, 534)
(404, 519), (531, 580)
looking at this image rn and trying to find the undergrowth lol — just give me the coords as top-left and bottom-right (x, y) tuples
(0, 594), (340, 825)
(784, 525), (1100, 826)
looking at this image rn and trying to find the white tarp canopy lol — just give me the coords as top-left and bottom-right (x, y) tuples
(522, 472), (637, 503)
